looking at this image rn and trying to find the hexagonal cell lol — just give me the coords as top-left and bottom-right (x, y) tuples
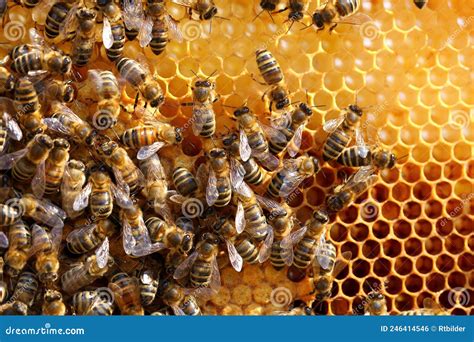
(381, 201), (401, 220)
(373, 259), (392, 278)
(383, 239), (402, 258)
(405, 274), (423, 293)
(445, 234), (465, 254)
(351, 259), (371, 278)
(393, 220), (412, 239)
(416, 256), (434, 274)
(426, 273), (446, 292)
(436, 254), (455, 273)
(339, 206), (359, 224)
(425, 237), (443, 256)
(394, 256), (413, 276)
(414, 219), (432, 237)
(331, 298), (350, 315)
(423, 162), (442, 181)
(342, 242), (359, 260)
(435, 181), (452, 199)
(362, 240), (381, 259)
(403, 201), (421, 219)
(392, 182), (411, 201)
(448, 272), (467, 289)
(341, 278), (360, 297)
(401, 163), (421, 183)
(413, 182), (432, 200)
(372, 220), (390, 239)
(457, 253), (474, 272)
(350, 224), (369, 242)
(444, 161), (464, 180)
(404, 238), (423, 257)
(455, 216), (473, 236)
(386, 275), (403, 295)
(330, 223), (348, 243)
(424, 200), (443, 219)
(371, 184), (389, 202)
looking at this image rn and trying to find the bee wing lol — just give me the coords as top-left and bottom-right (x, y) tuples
(29, 28), (44, 47)
(271, 111), (291, 129)
(59, 5), (79, 40)
(337, 12), (373, 25)
(170, 0), (194, 7)
(229, 158), (245, 190)
(279, 174), (305, 198)
(258, 226), (274, 263)
(87, 69), (104, 93)
(316, 243), (333, 270)
(226, 239), (243, 272)
(234, 181), (253, 198)
(140, 154), (166, 181)
(280, 225), (307, 249)
(3, 112), (22, 141)
(239, 130), (252, 162)
(173, 251), (198, 280)
(112, 167), (130, 197)
(73, 182), (92, 211)
(355, 128), (369, 158)
(0, 148), (28, 170)
(0, 231), (8, 249)
(95, 237), (109, 269)
(235, 200), (245, 234)
(29, 224), (51, 256)
(323, 115), (345, 133)
(253, 151), (280, 171)
(255, 194), (286, 216)
(43, 117), (70, 135)
(192, 106), (213, 136)
(331, 251), (351, 278)
(122, 219), (136, 255)
(422, 298), (444, 312)
(66, 223), (97, 243)
(287, 125), (303, 158)
(351, 166), (376, 184)
(38, 198), (67, 221)
(102, 17), (114, 49)
(169, 193), (186, 204)
(205, 168), (219, 206)
(138, 16), (154, 48)
(137, 142), (165, 160)
(164, 14), (183, 43)
(31, 160), (46, 199)
(111, 183), (134, 209)
(122, 0), (145, 30)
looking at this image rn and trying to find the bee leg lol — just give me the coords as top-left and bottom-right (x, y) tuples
(133, 92), (140, 110)
(329, 23), (338, 33)
(251, 74), (267, 86)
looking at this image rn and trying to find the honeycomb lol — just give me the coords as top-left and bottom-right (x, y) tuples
(0, 0), (472, 315)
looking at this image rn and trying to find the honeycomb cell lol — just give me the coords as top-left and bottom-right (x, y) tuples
(404, 238), (423, 257)
(401, 163), (421, 183)
(352, 260), (370, 278)
(413, 182), (432, 200)
(426, 273), (446, 292)
(395, 293), (414, 312)
(423, 162), (442, 181)
(424, 200), (443, 219)
(394, 220), (412, 239)
(394, 257), (413, 276)
(415, 256), (433, 274)
(330, 223), (348, 243)
(448, 272), (467, 289)
(414, 219), (432, 238)
(381, 201), (401, 220)
(435, 182), (452, 199)
(380, 167), (399, 184)
(371, 184), (389, 202)
(432, 143), (452, 162)
(362, 240), (380, 259)
(458, 253), (474, 273)
(339, 206), (359, 224)
(383, 239), (402, 258)
(453, 141), (471, 161)
(386, 275), (402, 295)
(392, 183), (411, 202)
(341, 279), (360, 297)
(454, 216), (473, 235)
(405, 275), (423, 293)
(342, 242), (359, 260)
(305, 187), (325, 207)
(411, 144), (431, 163)
(425, 237), (443, 256)
(372, 220), (390, 239)
(331, 298), (350, 315)
(444, 161), (463, 180)
(421, 124), (440, 144)
(445, 234), (465, 254)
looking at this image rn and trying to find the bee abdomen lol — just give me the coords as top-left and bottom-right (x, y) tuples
(337, 147), (372, 167)
(214, 178), (231, 207)
(293, 237), (316, 269)
(0, 204), (19, 226)
(72, 39), (94, 67)
(45, 2), (71, 39)
(235, 240), (258, 264)
(172, 167), (198, 197)
(335, 0), (360, 17)
(150, 25), (168, 56)
(116, 57), (146, 88)
(243, 159), (263, 185)
(122, 127), (157, 149)
(190, 260), (212, 287)
(266, 171), (285, 198)
(270, 240), (286, 270)
(21, 0), (40, 8)
(323, 129), (350, 161)
(256, 49), (283, 85)
(106, 24), (125, 61)
(90, 191), (113, 219)
(125, 27), (138, 41)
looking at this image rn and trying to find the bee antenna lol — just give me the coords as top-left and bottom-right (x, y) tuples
(252, 9), (265, 22)
(300, 23), (313, 31)
(397, 153), (410, 161)
(285, 19), (295, 34)
(190, 69), (199, 78)
(214, 16), (229, 20)
(206, 70), (217, 80)
(110, 127), (120, 141)
(267, 10), (275, 23)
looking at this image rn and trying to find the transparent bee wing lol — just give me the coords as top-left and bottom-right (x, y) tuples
(59, 5), (79, 40)
(258, 226), (274, 263)
(229, 158), (245, 190)
(112, 167), (130, 197)
(0, 231), (8, 249)
(316, 242), (332, 270)
(332, 251), (352, 278)
(66, 223), (97, 243)
(355, 127), (369, 158)
(132, 241), (166, 257)
(140, 154), (166, 181)
(111, 183), (134, 209)
(73, 182), (92, 211)
(29, 28), (44, 47)
(288, 125), (303, 157)
(171, 305), (186, 316)
(352, 166), (376, 184)
(0, 148), (27, 170)
(422, 298), (443, 312)
(235, 200), (245, 234)
(323, 115), (345, 133)
(206, 168), (219, 206)
(253, 151), (280, 171)
(122, 219), (136, 255)
(271, 111), (291, 129)
(234, 181), (253, 198)
(281, 239), (294, 266)
(260, 123), (287, 145)
(255, 195), (286, 216)
(140, 270), (153, 285)
(29, 224), (52, 257)
(122, 0), (145, 30)
(95, 237), (109, 269)
(279, 174), (305, 197)
(209, 258), (221, 292)
(137, 142), (165, 160)
(31, 160), (46, 199)
(226, 239), (243, 272)
(170, 0), (194, 7)
(4, 113), (22, 141)
(239, 130), (251, 162)
(87, 69), (104, 93)
(192, 106), (214, 136)
(173, 251), (198, 280)
(280, 225), (307, 249)
(38, 198), (67, 221)
(338, 12), (373, 25)
(102, 17), (114, 49)
(164, 14), (183, 43)
(138, 16), (153, 48)
(195, 162), (208, 191)
(43, 117), (70, 135)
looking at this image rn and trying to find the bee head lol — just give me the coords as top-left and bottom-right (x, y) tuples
(60, 56), (72, 74)
(312, 12), (324, 29)
(222, 132), (238, 146)
(149, 94), (165, 108)
(289, 10), (304, 22)
(203, 6), (218, 20)
(300, 102), (313, 116)
(233, 106), (250, 118)
(209, 148), (226, 159)
(348, 104), (363, 117)
(313, 209), (329, 224)
(63, 82), (76, 103)
(44, 289), (62, 302)
(260, 0), (276, 11)
(174, 127), (183, 143)
(53, 138), (70, 150)
(36, 134), (54, 149)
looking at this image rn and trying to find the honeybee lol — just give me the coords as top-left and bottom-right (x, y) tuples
(233, 106), (281, 171)
(234, 232), (260, 265)
(322, 104), (364, 162)
(311, 0), (370, 32)
(13, 271), (39, 307)
(87, 69), (120, 131)
(174, 232), (220, 293)
(0, 203), (20, 228)
(66, 219), (114, 254)
(70, 7), (97, 67)
(161, 279), (201, 315)
(171, 166), (198, 198)
(13, 77), (46, 136)
(183, 76), (218, 138)
(4, 221), (31, 277)
(115, 56), (165, 108)
(29, 224), (61, 283)
(98, 0), (126, 61)
(41, 0), (77, 40)
(364, 290), (387, 316)
(255, 0), (282, 21)
(0, 112), (22, 154)
(205, 147), (245, 208)
(171, 0), (218, 21)
(0, 133), (53, 184)
(210, 215), (243, 272)
(61, 237), (112, 294)
(122, 123), (182, 160)
(121, 205), (166, 257)
(73, 165), (133, 220)
(311, 240), (351, 303)
(280, 209), (329, 269)
(61, 160), (86, 218)
(400, 298), (447, 315)
(0, 257), (7, 303)
(11, 194), (66, 231)
(274, 0), (309, 31)
(71, 290), (114, 316)
(9, 29), (72, 76)
(42, 289), (66, 315)
(44, 102), (97, 145)
(325, 168), (378, 212)
(97, 141), (145, 195)
(0, 64), (15, 96)
(109, 272), (144, 315)
(42, 79), (75, 105)
(0, 300), (28, 315)
(337, 147), (397, 171)
(254, 49), (290, 112)
(138, 268), (159, 306)
(266, 155), (320, 199)
(145, 216), (194, 253)
(414, 0), (428, 9)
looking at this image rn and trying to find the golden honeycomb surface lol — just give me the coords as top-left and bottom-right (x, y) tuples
(0, 0), (473, 315)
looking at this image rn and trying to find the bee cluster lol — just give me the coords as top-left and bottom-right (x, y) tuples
(0, 0), (471, 316)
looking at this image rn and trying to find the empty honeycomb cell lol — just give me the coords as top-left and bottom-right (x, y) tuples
(405, 238), (423, 257)
(439, 290), (455, 310)
(444, 161), (463, 180)
(412, 145), (431, 163)
(432, 143), (452, 162)
(350, 224), (369, 242)
(385, 275), (402, 295)
(428, 67), (448, 88)
(435, 181), (452, 199)
(315, 168), (335, 188)
(323, 71), (344, 92)
(305, 187), (325, 207)
(380, 167), (400, 184)
(426, 236), (443, 256)
(405, 274), (424, 293)
(414, 219), (432, 237)
(312, 301), (329, 316)
(351, 296), (365, 315)
(413, 182), (432, 200)
(416, 256), (434, 274)
(442, 125), (463, 145)
(330, 223), (348, 243)
(342, 242), (359, 260)
(392, 183), (411, 202)
(215, 74), (235, 96)
(460, 87), (474, 106)
(301, 74), (323, 94)
(373, 258), (392, 278)
(383, 239), (402, 258)
(341, 280), (360, 301)
(448, 271), (467, 289)
(436, 253), (456, 271)
(400, 125), (419, 145)
(362, 240), (381, 259)
(436, 218), (454, 237)
(375, 50), (397, 71)
(381, 201), (401, 220)
(424, 200), (443, 219)
(372, 220), (390, 239)
(351, 260), (371, 278)
(394, 220), (412, 239)
(458, 253), (474, 273)
(453, 142), (471, 161)
(452, 308), (468, 315)
(401, 163), (421, 183)
(295, 206), (313, 224)
(422, 124), (440, 144)
(454, 216), (473, 235)
(446, 198), (464, 218)
(287, 190), (304, 208)
(426, 273), (446, 292)
(331, 298), (350, 315)
(423, 162), (442, 181)
(395, 293), (414, 312)
(454, 179), (473, 198)
(394, 256), (413, 276)
(445, 234), (465, 254)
